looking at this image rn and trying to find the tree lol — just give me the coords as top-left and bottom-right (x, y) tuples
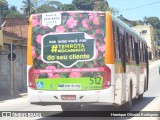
(93, 0), (109, 11)
(72, 0), (94, 10)
(93, 0), (119, 14)
(154, 21), (160, 29)
(10, 6), (18, 12)
(108, 7), (119, 15)
(62, 4), (76, 11)
(143, 16), (160, 39)
(144, 17), (159, 27)
(0, 0), (8, 17)
(72, 0), (119, 14)
(1, 5), (24, 18)
(0, 0), (7, 5)
(35, 1), (64, 13)
(21, 0), (35, 17)
(48, 1), (63, 11)
(36, 4), (56, 13)
(157, 29), (160, 43)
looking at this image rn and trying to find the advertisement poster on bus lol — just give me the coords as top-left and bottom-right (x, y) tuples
(31, 11), (106, 90)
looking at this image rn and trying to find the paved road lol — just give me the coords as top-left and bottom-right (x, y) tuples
(0, 60), (160, 120)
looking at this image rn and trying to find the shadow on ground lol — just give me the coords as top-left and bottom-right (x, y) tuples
(38, 97), (156, 120)
(0, 90), (27, 102)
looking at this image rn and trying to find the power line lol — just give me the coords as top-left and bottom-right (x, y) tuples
(120, 0), (160, 12)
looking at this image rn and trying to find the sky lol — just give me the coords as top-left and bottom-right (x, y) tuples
(6, 0), (160, 20)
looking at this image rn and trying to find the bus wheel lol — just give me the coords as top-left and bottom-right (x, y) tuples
(137, 94), (143, 100)
(122, 83), (132, 111)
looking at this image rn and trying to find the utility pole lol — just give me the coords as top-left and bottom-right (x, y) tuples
(8, 44), (16, 96)
(10, 43), (14, 96)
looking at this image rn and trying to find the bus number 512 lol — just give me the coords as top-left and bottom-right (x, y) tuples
(90, 77), (102, 85)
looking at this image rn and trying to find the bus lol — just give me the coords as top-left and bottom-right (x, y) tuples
(27, 11), (149, 111)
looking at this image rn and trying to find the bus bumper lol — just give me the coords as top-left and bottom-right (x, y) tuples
(28, 86), (115, 105)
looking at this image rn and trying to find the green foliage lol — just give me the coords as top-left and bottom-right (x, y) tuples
(71, 0), (119, 14)
(156, 29), (160, 40)
(93, 0), (109, 11)
(48, 1), (63, 10)
(62, 4), (76, 11)
(72, 0), (94, 10)
(1, 5), (25, 18)
(156, 29), (160, 35)
(1, 0), (119, 18)
(132, 21), (138, 26)
(143, 16), (160, 40)
(0, 0), (7, 5)
(154, 21), (160, 29)
(4, 11), (24, 18)
(36, 4), (56, 13)
(144, 17), (159, 26)
(33, 1), (66, 13)
(10, 6), (17, 12)
(108, 7), (119, 15)
(21, 0), (35, 17)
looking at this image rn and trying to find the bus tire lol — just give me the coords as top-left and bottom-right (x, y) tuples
(137, 94), (143, 100)
(137, 77), (146, 100)
(122, 82), (132, 111)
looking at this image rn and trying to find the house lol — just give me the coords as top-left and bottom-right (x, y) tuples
(0, 18), (28, 95)
(132, 25), (158, 60)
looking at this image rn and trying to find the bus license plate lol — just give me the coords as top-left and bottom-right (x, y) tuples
(61, 95), (76, 100)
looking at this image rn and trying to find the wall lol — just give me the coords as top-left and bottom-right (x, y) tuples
(0, 45), (27, 95)
(132, 25), (152, 51)
(132, 25), (154, 59)
(0, 48), (11, 95)
(15, 46), (27, 91)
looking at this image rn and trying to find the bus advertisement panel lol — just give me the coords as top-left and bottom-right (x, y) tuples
(28, 11), (110, 91)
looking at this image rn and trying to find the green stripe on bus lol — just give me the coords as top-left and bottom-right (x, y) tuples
(35, 77), (103, 91)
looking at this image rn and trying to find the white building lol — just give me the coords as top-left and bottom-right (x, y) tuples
(132, 25), (155, 59)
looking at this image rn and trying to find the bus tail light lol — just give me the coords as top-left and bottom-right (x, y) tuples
(28, 66), (36, 89)
(102, 65), (111, 89)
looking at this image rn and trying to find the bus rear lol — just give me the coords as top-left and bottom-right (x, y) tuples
(27, 11), (115, 107)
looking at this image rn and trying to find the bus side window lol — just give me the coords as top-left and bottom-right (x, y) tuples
(139, 41), (143, 62)
(142, 42), (145, 62)
(129, 35), (132, 61)
(139, 41), (143, 63)
(131, 35), (135, 61)
(142, 42), (144, 62)
(141, 42), (143, 62)
(139, 41), (141, 62)
(114, 26), (121, 60)
(113, 23), (118, 59)
(119, 34), (125, 63)
(126, 32), (130, 63)
(118, 27), (121, 59)
(145, 44), (148, 61)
